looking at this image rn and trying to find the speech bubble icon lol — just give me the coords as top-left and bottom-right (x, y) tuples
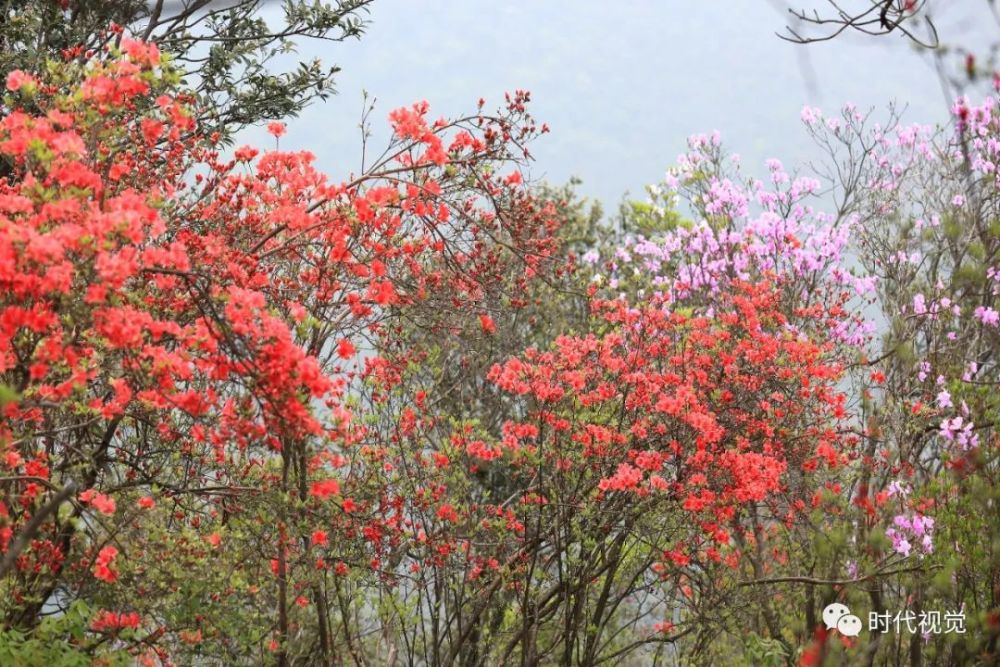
(822, 602), (851, 630)
(837, 614), (863, 637)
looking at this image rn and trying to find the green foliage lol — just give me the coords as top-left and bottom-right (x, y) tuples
(0, 0), (373, 139)
(0, 602), (129, 667)
(617, 183), (688, 236)
(743, 633), (788, 667)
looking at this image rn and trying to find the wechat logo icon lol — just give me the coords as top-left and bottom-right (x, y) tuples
(823, 602), (863, 637)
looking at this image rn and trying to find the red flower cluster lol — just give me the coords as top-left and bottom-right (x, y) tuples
(93, 545), (118, 583)
(79, 489), (116, 515)
(90, 609), (141, 632)
(487, 280), (849, 561)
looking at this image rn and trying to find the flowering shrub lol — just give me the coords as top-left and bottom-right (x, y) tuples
(0, 31), (997, 667)
(0, 40), (558, 664)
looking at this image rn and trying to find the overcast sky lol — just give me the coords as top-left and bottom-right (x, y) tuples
(246, 1), (997, 211)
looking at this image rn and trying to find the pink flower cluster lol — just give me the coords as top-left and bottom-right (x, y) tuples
(939, 414), (979, 450)
(587, 129), (876, 348)
(886, 512), (934, 557)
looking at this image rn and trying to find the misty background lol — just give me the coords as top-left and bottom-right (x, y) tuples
(245, 1), (998, 211)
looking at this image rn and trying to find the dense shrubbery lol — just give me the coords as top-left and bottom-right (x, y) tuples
(0, 28), (997, 667)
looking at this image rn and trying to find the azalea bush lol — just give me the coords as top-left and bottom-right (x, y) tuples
(0, 30), (997, 667)
(0, 40), (558, 665)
